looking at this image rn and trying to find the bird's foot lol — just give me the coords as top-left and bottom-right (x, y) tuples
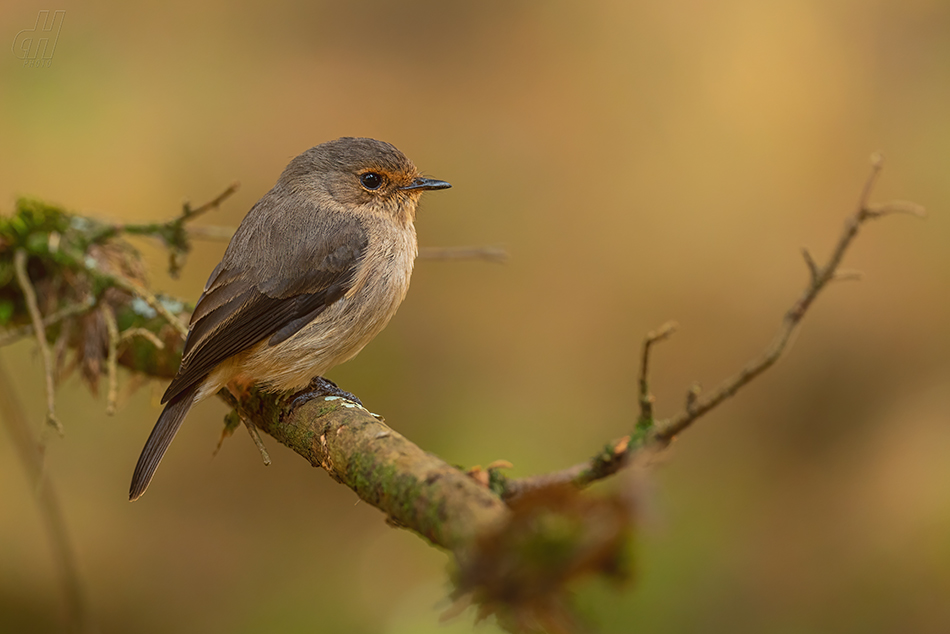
(290, 376), (364, 413)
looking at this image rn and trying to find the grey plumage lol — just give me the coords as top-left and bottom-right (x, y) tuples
(129, 137), (450, 500)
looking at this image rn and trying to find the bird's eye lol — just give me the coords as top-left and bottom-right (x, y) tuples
(360, 172), (384, 190)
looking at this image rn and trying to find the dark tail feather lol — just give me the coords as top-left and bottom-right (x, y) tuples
(129, 387), (196, 501)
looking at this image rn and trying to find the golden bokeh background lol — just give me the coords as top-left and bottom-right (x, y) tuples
(2, 1), (949, 632)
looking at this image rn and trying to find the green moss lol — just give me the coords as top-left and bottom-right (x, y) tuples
(2, 199), (72, 244)
(488, 469), (509, 498)
(630, 416), (653, 448)
(345, 450), (448, 546)
(315, 403), (340, 417)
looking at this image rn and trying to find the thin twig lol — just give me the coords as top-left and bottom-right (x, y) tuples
(182, 182), (240, 221)
(117, 183), (239, 237)
(0, 298), (94, 348)
(116, 183), (240, 277)
(637, 322), (678, 424)
(102, 306), (120, 416)
(864, 200), (927, 218)
(500, 436), (632, 501)
(832, 269), (864, 283)
(418, 245), (509, 263)
(120, 327), (165, 349)
(216, 388), (271, 466)
(51, 316), (74, 379)
(242, 414), (272, 466)
(0, 360), (92, 633)
(502, 153), (924, 499)
(685, 383), (701, 415)
(14, 250), (63, 433)
(801, 248), (819, 285)
(108, 276), (188, 338)
(652, 153), (922, 444)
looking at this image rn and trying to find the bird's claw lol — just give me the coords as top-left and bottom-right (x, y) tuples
(290, 376), (364, 413)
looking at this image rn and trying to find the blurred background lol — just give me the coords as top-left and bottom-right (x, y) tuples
(1, 1), (949, 632)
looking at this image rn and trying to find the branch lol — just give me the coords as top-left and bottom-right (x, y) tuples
(500, 153), (925, 499)
(653, 154), (924, 443)
(0, 161), (922, 631)
(230, 383), (511, 552)
(637, 321), (678, 424)
(13, 249), (62, 433)
(118, 182), (240, 277)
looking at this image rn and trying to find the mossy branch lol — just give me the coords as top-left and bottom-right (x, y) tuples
(227, 385), (511, 551)
(0, 158), (923, 633)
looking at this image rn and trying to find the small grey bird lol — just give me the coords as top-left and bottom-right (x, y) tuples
(129, 137), (450, 500)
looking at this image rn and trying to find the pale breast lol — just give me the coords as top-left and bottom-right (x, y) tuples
(236, 218), (418, 393)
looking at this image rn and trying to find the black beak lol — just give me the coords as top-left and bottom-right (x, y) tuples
(400, 177), (451, 192)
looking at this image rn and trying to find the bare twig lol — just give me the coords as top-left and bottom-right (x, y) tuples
(801, 248), (819, 285)
(216, 388), (271, 466)
(119, 327), (165, 349)
(0, 360), (92, 633)
(14, 250), (62, 433)
(864, 200), (927, 218)
(242, 413), (272, 466)
(0, 298), (94, 348)
(181, 182), (240, 221)
(652, 153), (923, 444)
(685, 383), (701, 415)
(500, 436), (632, 501)
(117, 183), (239, 236)
(102, 306), (120, 416)
(107, 276), (188, 338)
(832, 269), (864, 283)
(51, 316), (74, 379)
(418, 245), (509, 263)
(638, 322), (678, 424)
(502, 153), (924, 498)
(117, 182), (240, 278)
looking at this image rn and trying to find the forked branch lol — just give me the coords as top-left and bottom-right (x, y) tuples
(502, 154), (925, 499)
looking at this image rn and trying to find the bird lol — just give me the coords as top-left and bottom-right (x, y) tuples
(129, 137), (450, 500)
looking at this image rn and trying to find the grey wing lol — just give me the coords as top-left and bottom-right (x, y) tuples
(161, 202), (368, 404)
